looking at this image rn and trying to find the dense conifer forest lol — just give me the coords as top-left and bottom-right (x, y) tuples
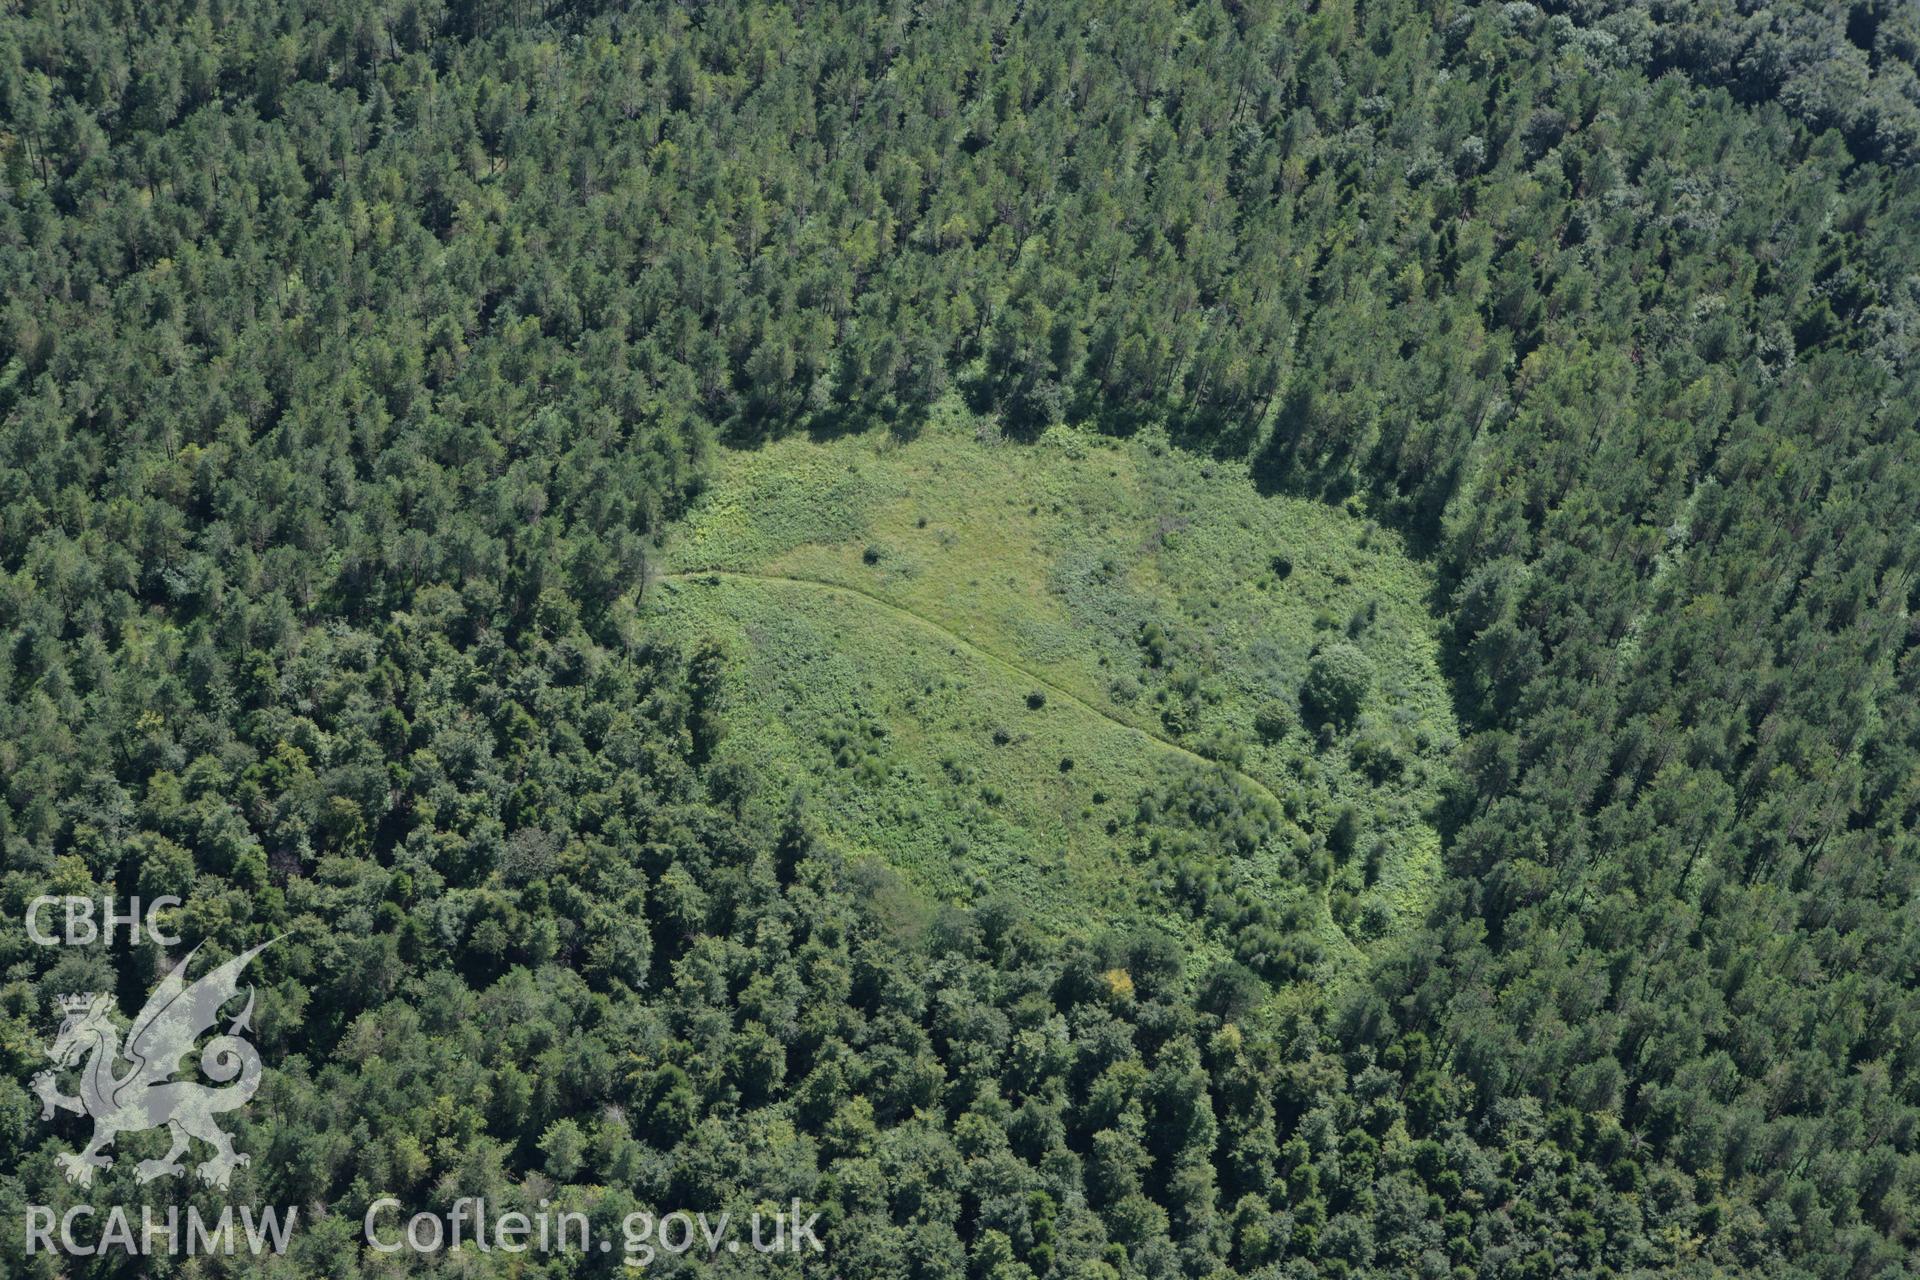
(3, 0), (1919, 1276)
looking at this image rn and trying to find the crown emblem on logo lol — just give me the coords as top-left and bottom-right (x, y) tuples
(57, 993), (96, 1014)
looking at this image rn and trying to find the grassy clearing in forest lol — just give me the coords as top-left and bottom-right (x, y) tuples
(647, 402), (1456, 961)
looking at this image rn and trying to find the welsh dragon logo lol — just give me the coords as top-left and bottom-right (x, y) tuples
(32, 940), (276, 1189)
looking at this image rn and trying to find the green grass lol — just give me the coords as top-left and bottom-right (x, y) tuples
(648, 401), (1457, 963)
(649, 572), (1305, 956)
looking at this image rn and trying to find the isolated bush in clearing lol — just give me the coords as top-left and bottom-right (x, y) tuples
(1253, 699), (1292, 743)
(1302, 643), (1373, 727)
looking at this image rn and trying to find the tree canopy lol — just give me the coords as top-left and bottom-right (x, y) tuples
(3, 0), (1919, 1277)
